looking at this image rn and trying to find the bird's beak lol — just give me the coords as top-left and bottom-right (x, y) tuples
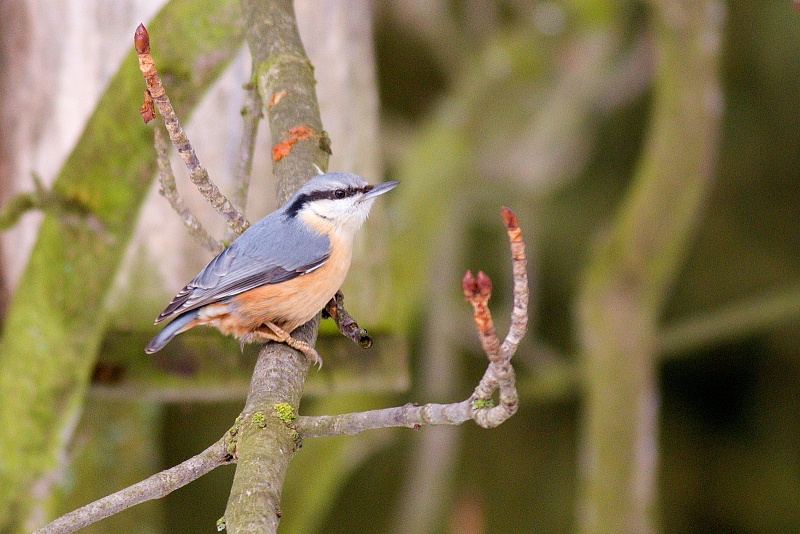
(363, 180), (400, 200)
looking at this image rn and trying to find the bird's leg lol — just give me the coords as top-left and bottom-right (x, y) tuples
(245, 323), (323, 369)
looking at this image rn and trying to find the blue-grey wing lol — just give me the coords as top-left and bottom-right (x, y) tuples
(155, 213), (330, 323)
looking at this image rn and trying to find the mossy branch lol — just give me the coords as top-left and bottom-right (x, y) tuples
(575, 1), (725, 532)
(0, 175), (96, 231)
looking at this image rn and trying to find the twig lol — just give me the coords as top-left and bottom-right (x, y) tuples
(134, 23), (250, 236)
(298, 206), (527, 435)
(32, 438), (232, 534)
(154, 128), (224, 254)
(461, 207), (525, 427)
(322, 290), (373, 349)
(0, 189), (38, 231)
(0, 175), (93, 231)
(224, 83), (263, 242)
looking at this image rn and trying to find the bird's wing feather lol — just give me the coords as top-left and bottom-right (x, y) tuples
(155, 213), (330, 323)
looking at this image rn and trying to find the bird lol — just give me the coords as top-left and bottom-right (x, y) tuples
(145, 171), (399, 367)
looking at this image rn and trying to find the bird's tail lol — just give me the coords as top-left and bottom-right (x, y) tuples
(145, 309), (199, 354)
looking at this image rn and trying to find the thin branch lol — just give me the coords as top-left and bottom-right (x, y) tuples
(322, 290), (373, 348)
(0, 174), (95, 231)
(298, 206), (527, 436)
(0, 190), (37, 231)
(295, 400), (475, 437)
(499, 206), (529, 357)
(154, 127), (224, 254)
(135, 23), (250, 236)
(658, 281), (800, 358)
(32, 438), (232, 534)
(224, 83), (263, 242)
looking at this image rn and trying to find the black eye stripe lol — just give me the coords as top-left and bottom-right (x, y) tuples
(285, 185), (370, 218)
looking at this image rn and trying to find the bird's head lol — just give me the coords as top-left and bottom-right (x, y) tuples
(284, 172), (399, 237)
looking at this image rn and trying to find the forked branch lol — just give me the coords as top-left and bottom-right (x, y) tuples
(135, 23), (249, 237)
(297, 206), (526, 436)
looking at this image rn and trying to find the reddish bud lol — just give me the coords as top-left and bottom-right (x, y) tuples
(476, 271), (492, 299)
(134, 23), (150, 55)
(501, 206), (518, 230)
(462, 270), (477, 299)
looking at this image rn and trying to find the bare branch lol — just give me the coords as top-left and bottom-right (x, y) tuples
(0, 174), (96, 232)
(224, 83), (263, 242)
(298, 207), (527, 436)
(154, 128), (224, 254)
(500, 206), (529, 356)
(135, 23), (250, 236)
(296, 400), (474, 437)
(322, 290), (373, 349)
(32, 438), (232, 534)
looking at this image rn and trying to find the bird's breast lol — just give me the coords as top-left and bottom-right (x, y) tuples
(228, 232), (353, 333)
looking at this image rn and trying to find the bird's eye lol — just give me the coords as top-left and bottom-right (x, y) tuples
(334, 189), (346, 199)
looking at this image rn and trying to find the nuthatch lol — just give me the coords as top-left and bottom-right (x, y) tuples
(145, 171), (399, 366)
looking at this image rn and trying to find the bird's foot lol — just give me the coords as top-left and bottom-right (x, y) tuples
(244, 323), (323, 369)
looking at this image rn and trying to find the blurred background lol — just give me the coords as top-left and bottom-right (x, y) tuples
(1, 0), (799, 533)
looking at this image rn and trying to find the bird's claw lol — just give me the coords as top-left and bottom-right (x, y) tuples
(244, 323), (323, 369)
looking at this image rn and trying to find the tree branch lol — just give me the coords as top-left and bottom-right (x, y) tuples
(0, 3), (244, 528)
(575, 1), (724, 532)
(224, 82), (263, 242)
(298, 206), (527, 436)
(154, 127), (225, 253)
(32, 438), (232, 534)
(0, 174), (98, 232)
(322, 290), (373, 349)
(135, 24), (250, 236)
(231, 84), (263, 216)
(223, 1), (331, 531)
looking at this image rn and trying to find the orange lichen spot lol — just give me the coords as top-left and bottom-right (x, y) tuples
(271, 125), (319, 161)
(272, 139), (294, 161)
(268, 90), (287, 108)
(288, 125), (316, 140)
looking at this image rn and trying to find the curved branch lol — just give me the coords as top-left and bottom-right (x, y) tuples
(323, 290), (373, 348)
(298, 206), (527, 436)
